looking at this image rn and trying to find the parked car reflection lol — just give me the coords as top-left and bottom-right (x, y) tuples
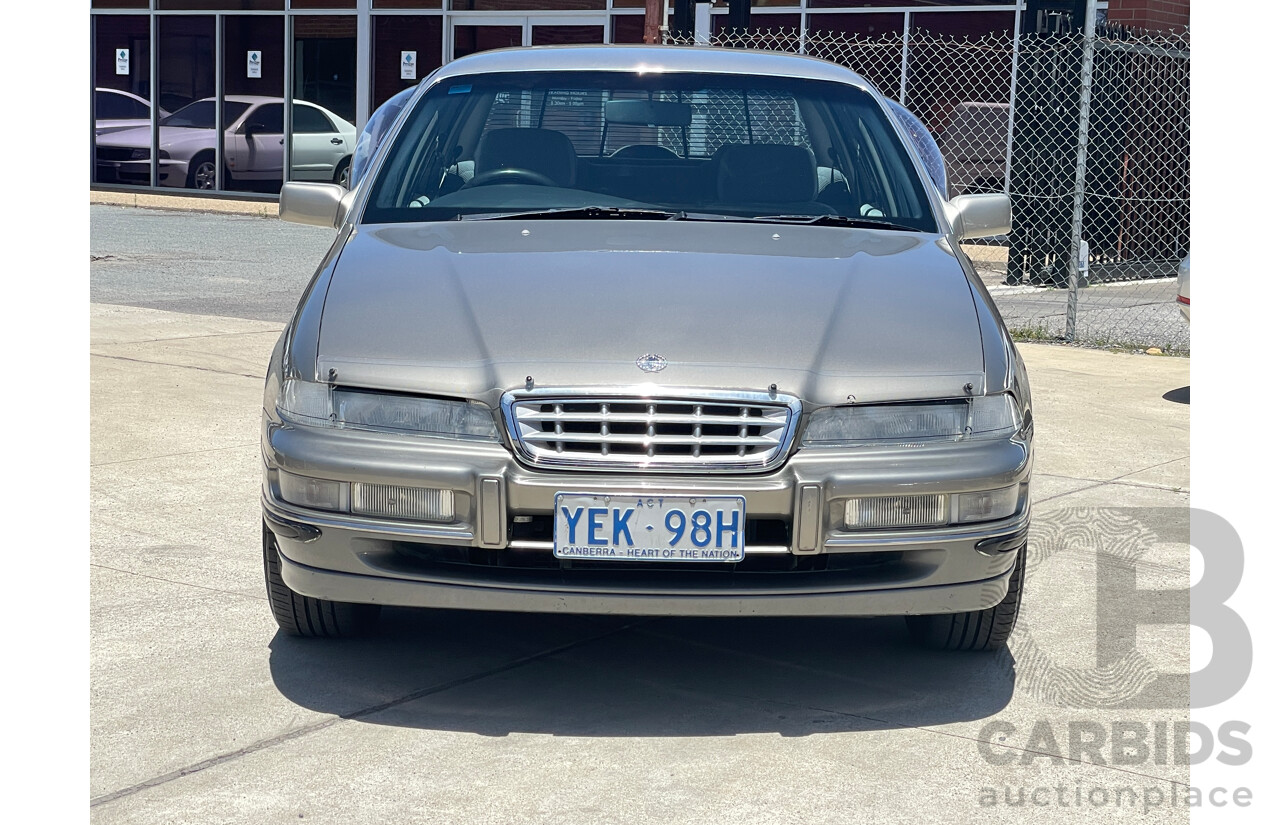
(94, 95), (356, 190)
(94, 88), (169, 137)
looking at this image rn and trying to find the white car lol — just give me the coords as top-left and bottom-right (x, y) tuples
(94, 88), (169, 136)
(1176, 255), (1190, 322)
(94, 95), (356, 189)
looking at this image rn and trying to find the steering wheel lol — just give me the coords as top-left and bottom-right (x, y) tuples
(467, 167), (558, 188)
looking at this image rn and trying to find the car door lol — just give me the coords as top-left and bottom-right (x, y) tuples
(238, 102), (285, 179)
(290, 103), (349, 181)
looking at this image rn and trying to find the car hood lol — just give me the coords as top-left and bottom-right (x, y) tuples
(314, 220), (987, 406)
(96, 125), (215, 155)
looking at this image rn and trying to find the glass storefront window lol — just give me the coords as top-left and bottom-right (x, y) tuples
(223, 15), (286, 193)
(93, 14), (153, 186)
(452, 24), (523, 59)
(807, 12), (904, 38)
(610, 14), (645, 44)
(293, 16), (358, 185)
(154, 15), (217, 189)
(374, 1), (444, 7)
(531, 23), (605, 46)
(714, 12), (799, 36)
(373, 14), (443, 109)
(911, 11), (1016, 38)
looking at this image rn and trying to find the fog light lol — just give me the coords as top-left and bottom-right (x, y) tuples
(352, 483), (454, 523)
(953, 486), (1021, 524)
(278, 471), (349, 512)
(844, 494), (946, 529)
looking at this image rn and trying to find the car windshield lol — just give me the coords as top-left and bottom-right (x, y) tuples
(363, 71), (937, 231)
(161, 100), (250, 129)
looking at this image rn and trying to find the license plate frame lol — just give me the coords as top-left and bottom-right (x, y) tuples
(552, 492), (747, 563)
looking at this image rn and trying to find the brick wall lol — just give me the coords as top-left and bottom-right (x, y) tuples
(1106, 0), (1190, 32)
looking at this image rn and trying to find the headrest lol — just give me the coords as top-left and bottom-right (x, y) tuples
(713, 143), (818, 204)
(474, 128), (577, 187)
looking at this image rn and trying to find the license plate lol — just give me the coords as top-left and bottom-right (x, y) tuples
(553, 493), (747, 562)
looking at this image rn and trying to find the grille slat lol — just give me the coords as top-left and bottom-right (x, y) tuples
(506, 393), (799, 472)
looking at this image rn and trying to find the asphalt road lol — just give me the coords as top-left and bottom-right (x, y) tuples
(91, 204), (334, 321)
(90, 205), (1195, 823)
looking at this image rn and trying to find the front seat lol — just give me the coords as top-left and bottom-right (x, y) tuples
(473, 127), (578, 187)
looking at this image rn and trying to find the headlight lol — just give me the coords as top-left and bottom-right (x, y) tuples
(801, 394), (1020, 447)
(129, 148), (149, 160)
(277, 379), (499, 441)
(832, 484), (1024, 530)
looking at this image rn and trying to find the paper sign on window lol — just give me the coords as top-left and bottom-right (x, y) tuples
(247, 51), (262, 79)
(116, 49), (129, 76)
(401, 51), (417, 81)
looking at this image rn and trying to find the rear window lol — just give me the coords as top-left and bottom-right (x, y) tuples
(363, 70), (936, 232)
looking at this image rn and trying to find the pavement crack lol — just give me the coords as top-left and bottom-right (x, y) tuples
(89, 619), (651, 808)
(1108, 456), (1190, 487)
(92, 327), (282, 346)
(91, 352), (262, 380)
(1033, 458), (1190, 506)
(91, 442), (258, 468)
(90, 564), (267, 602)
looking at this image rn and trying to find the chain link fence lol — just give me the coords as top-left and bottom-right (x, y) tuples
(667, 25), (1191, 354)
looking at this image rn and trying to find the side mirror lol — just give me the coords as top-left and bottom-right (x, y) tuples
(279, 182), (346, 229)
(947, 193), (1011, 240)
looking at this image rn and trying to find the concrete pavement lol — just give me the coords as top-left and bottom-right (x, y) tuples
(90, 294), (1192, 822)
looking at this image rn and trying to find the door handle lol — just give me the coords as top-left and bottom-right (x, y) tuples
(330, 137), (343, 145)
(278, 139), (284, 145)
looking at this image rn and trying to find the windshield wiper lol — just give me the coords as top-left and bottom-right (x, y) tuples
(744, 214), (925, 232)
(459, 206), (685, 222)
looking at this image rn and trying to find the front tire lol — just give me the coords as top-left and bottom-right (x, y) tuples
(187, 153), (218, 190)
(334, 157), (351, 189)
(262, 521), (380, 638)
(906, 543), (1026, 651)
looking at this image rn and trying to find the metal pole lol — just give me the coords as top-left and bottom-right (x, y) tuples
(1003, 2), (1023, 195)
(283, 14), (293, 184)
(215, 14), (224, 191)
(149, 12), (159, 189)
(90, 17), (96, 186)
(693, 1), (711, 45)
(1065, 0), (1098, 343)
(355, 0), (372, 131)
(898, 11), (910, 104)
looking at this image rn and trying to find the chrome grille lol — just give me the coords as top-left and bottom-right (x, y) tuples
(503, 392), (800, 472)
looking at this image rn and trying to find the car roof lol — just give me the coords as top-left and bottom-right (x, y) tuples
(432, 45), (874, 93)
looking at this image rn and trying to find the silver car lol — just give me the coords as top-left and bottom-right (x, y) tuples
(95, 95), (356, 189)
(263, 46), (1033, 651)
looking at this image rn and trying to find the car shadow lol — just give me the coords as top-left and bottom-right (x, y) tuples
(1162, 385), (1190, 405)
(269, 609), (1016, 737)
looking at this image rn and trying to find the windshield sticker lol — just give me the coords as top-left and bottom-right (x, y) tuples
(448, 85), (472, 95)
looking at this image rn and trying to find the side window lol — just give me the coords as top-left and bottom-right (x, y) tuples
(96, 91), (123, 119)
(97, 91), (146, 120)
(293, 105), (335, 134)
(247, 103), (284, 134)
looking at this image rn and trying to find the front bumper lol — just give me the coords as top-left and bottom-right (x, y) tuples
(94, 158), (187, 186)
(262, 418), (1032, 617)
